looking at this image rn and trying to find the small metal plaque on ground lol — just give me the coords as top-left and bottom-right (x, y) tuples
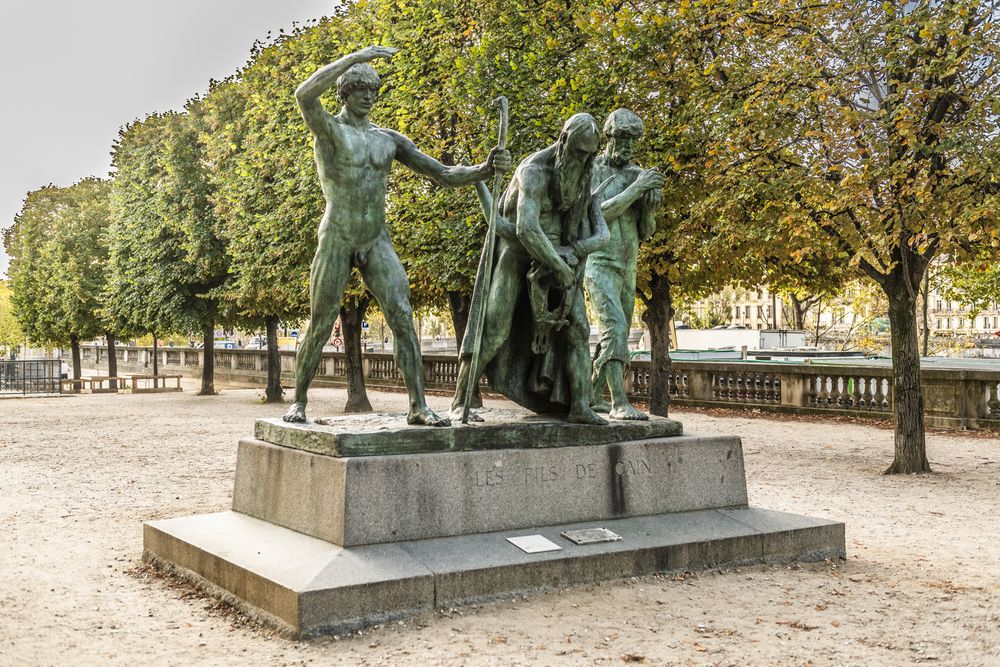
(561, 528), (623, 545)
(506, 535), (562, 554)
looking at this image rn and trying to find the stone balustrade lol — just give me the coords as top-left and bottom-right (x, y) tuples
(81, 345), (1000, 431)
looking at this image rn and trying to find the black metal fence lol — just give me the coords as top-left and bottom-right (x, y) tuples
(0, 360), (62, 396)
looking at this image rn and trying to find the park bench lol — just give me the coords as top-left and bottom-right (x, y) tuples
(88, 376), (124, 394)
(129, 374), (183, 393)
(60, 378), (86, 394)
(60, 376), (126, 394)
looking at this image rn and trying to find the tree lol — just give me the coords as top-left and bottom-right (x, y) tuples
(689, 0), (1000, 473)
(340, 287), (374, 413)
(107, 108), (230, 394)
(939, 252), (1000, 324)
(572, 1), (787, 416)
(203, 15), (376, 408)
(0, 280), (23, 354)
(3, 179), (117, 378)
(199, 77), (291, 403)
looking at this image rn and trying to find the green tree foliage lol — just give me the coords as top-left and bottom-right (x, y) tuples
(557, 1), (786, 414)
(107, 108), (230, 394)
(939, 253), (1000, 319)
(685, 0), (1000, 473)
(0, 280), (23, 353)
(3, 179), (114, 375)
(201, 14), (371, 403)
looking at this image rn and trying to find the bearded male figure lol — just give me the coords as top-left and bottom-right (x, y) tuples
(584, 109), (664, 420)
(451, 113), (610, 425)
(283, 46), (510, 425)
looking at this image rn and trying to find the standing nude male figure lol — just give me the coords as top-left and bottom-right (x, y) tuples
(283, 46), (510, 425)
(584, 108), (664, 420)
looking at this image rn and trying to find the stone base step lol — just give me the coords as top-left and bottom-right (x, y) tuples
(144, 507), (845, 639)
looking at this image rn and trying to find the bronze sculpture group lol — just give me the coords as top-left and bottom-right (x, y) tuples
(284, 46), (664, 427)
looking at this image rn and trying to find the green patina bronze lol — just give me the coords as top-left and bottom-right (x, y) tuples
(283, 46), (510, 426)
(585, 109), (664, 421)
(452, 113), (611, 425)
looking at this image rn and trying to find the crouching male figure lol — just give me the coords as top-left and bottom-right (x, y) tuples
(451, 113), (609, 425)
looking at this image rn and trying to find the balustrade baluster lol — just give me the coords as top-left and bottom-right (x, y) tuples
(850, 377), (860, 407)
(873, 378), (886, 411)
(987, 383), (1000, 417)
(833, 376), (845, 407)
(818, 376), (831, 406)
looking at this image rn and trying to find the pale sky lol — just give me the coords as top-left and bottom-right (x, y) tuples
(0, 0), (336, 277)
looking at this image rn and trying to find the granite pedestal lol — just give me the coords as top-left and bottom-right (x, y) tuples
(143, 413), (845, 638)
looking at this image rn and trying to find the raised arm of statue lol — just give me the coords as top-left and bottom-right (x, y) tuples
(294, 46), (398, 135)
(390, 134), (509, 187)
(515, 169), (575, 288)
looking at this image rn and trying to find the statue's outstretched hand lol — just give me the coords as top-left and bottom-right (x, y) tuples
(359, 46), (399, 62)
(487, 147), (512, 173)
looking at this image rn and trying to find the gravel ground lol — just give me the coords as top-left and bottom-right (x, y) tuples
(1, 381), (998, 666)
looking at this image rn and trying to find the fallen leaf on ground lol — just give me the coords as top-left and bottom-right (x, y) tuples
(776, 620), (820, 631)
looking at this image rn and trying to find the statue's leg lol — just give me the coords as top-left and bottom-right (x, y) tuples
(451, 247), (523, 416)
(591, 364), (611, 413)
(564, 295), (608, 425)
(284, 232), (352, 423)
(584, 271), (616, 413)
(362, 234), (448, 427)
(604, 274), (646, 420)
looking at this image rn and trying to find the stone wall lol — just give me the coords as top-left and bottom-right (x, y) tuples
(80, 345), (1000, 431)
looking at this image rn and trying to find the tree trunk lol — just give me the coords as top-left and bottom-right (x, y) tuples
(106, 331), (118, 391)
(788, 294), (807, 330)
(152, 334), (158, 388)
(341, 296), (373, 413)
(640, 272), (674, 417)
(884, 276), (931, 474)
(814, 299), (823, 344)
(921, 270), (931, 357)
(70, 334), (81, 381)
(199, 322), (216, 395)
(447, 290), (482, 408)
(264, 316), (283, 403)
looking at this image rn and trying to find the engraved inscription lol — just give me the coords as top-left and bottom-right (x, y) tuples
(473, 456), (654, 489)
(614, 458), (652, 476)
(474, 465), (560, 488)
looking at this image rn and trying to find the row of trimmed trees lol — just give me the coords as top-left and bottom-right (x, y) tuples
(4, 0), (998, 473)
